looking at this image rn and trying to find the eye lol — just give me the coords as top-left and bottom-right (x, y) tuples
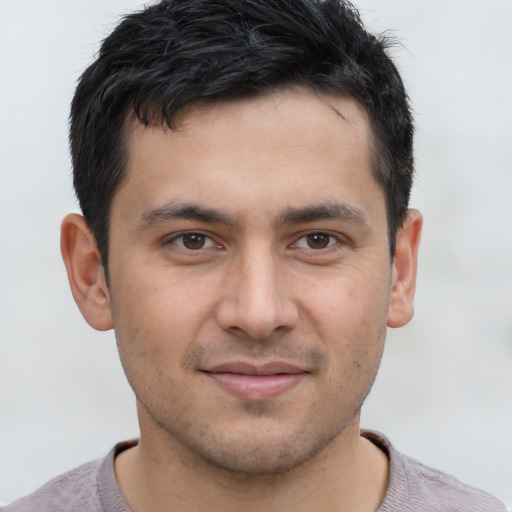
(170, 232), (219, 251)
(294, 232), (338, 250)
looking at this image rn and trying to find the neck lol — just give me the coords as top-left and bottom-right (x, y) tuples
(115, 413), (389, 512)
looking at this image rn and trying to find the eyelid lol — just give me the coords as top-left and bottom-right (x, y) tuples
(165, 230), (223, 251)
(290, 230), (348, 251)
(163, 229), (350, 253)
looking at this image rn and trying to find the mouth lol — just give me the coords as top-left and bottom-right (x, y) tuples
(202, 362), (309, 401)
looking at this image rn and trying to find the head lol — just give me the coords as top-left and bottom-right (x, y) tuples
(62, 0), (421, 477)
(70, 0), (414, 277)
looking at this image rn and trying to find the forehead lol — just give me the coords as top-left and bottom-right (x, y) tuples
(125, 87), (374, 160)
(114, 88), (384, 227)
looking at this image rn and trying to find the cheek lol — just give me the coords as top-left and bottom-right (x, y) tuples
(302, 267), (389, 383)
(304, 264), (390, 335)
(110, 274), (200, 365)
(114, 257), (218, 325)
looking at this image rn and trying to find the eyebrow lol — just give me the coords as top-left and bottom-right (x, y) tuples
(137, 200), (370, 230)
(277, 202), (370, 226)
(137, 204), (237, 229)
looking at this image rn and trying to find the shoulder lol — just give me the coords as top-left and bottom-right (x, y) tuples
(1, 441), (136, 512)
(1, 459), (103, 512)
(395, 452), (508, 511)
(362, 430), (508, 512)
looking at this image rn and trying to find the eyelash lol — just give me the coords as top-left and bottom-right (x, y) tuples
(292, 232), (341, 251)
(167, 232), (221, 251)
(166, 231), (343, 253)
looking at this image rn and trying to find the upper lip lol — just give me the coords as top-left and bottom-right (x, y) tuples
(203, 361), (308, 376)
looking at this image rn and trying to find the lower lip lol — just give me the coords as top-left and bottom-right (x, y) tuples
(205, 372), (305, 401)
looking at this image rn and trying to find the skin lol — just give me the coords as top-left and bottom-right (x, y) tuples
(61, 88), (422, 512)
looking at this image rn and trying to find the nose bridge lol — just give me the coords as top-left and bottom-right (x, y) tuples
(217, 242), (298, 338)
(242, 245), (280, 313)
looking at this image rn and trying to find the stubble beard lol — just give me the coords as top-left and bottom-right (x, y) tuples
(137, 392), (365, 477)
(116, 320), (386, 478)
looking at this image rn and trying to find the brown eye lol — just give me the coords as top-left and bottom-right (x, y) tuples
(181, 233), (207, 250)
(305, 233), (332, 249)
(167, 232), (221, 254)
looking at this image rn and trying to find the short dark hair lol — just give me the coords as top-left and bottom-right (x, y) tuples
(70, 0), (414, 274)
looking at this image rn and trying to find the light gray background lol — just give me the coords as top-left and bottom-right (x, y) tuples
(1, 0), (511, 506)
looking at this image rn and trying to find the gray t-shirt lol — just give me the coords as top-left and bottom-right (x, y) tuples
(3, 431), (507, 511)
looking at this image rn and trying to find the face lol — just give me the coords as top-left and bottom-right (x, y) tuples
(107, 88), (394, 474)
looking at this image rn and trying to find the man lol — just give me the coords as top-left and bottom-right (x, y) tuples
(3, 0), (507, 510)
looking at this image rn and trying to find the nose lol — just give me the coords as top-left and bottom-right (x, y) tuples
(215, 248), (300, 340)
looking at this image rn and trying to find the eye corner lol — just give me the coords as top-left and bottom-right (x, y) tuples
(291, 231), (341, 251)
(164, 231), (224, 253)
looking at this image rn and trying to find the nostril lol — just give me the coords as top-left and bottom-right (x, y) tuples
(216, 298), (299, 340)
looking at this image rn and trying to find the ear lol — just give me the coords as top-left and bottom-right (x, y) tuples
(60, 213), (113, 331)
(387, 209), (422, 328)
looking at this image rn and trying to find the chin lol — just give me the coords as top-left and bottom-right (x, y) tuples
(172, 417), (346, 476)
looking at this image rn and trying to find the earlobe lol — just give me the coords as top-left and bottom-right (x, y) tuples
(60, 213), (113, 331)
(387, 209), (422, 328)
